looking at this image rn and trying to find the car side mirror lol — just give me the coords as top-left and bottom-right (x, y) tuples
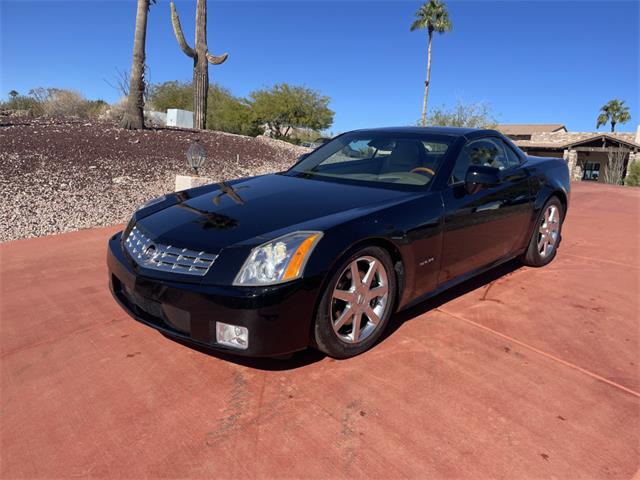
(465, 165), (501, 194)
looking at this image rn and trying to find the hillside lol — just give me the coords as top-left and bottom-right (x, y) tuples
(0, 117), (307, 242)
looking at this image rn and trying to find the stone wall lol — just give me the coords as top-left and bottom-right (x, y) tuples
(624, 151), (639, 182)
(563, 149), (582, 180)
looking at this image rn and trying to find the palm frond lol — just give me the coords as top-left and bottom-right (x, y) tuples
(411, 0), (452, 33)
(410, 18), (425, 31)
(596, 113), (608, 128)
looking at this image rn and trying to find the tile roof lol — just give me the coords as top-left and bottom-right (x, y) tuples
(514, 132), (640, 149)
(497, 124), (567, 135)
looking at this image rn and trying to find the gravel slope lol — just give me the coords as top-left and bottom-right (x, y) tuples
(0, 117), (308, 242)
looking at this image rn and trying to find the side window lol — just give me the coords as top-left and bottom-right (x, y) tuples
(450, 138), (509, 184)
(504, 144), (523, 168)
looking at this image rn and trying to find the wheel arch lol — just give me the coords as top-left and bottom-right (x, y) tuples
(549, 189), (568, 218)
(307, 235), (407, 344)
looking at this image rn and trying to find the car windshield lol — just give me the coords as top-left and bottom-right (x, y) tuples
(288, 131), (452, 186)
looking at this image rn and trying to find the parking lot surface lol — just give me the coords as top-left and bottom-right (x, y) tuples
(1, 182), (638, 479)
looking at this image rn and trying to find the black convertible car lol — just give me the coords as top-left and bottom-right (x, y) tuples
(108, 127), (569, 358)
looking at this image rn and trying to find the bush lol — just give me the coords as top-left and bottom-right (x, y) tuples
(3, 88), (108, 119)
(208, 95), (261, 137)
(148, 81), (192, 112)
(80, 99), (109, 119)
(1, 93), (42, 115)
(101, 97), (127, 122)
(41, 89), (88, 117)
(149, 81), (261, 136)
(624, 161), (640, 187)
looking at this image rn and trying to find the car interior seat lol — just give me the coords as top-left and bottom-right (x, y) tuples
(379, 141), (425, 174)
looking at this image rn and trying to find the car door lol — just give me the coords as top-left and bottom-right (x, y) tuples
(439, 136), (531, 283)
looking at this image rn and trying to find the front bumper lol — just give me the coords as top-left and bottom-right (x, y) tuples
(107, 232), (319, 357)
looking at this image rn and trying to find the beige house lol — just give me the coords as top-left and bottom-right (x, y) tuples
(497, 124), (640, 183)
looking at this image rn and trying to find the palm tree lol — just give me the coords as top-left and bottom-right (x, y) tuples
(411, 0), (452, 126)
(120, 0), (155, 130)
(596, 99), (631, 132)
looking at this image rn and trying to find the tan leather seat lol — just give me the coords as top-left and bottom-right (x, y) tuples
(379, 141), (424, 174)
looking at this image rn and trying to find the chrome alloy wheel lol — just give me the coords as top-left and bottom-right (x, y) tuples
(538, 204), (560, 258)
(330, 256), (390, 344)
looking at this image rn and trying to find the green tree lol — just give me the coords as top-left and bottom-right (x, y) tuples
(8, 90), (18, 99)
(207, 86), (259, 136)
(427, 100), (496, 128)
(248, 83), (334, 139)
(625, 161), (640, 187)
(148, 81), (259, 136)
(596, 99), (631, 132)
(411, 0), (452, 126)
(148, 81), (193, 111)
(121, 0), (155, 130)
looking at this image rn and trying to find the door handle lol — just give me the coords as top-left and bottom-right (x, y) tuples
(474, 200), (504, 212)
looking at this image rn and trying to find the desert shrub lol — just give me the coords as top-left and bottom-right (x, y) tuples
(149, 81), (261, 136)
(148, 81), (192, 111)
(101, 98), (127, 122)
(207, 93), (261, 136)
(80, 99), (109, 119)
(1, 92), (42, 115)
(148, 81), (334, 137)
(18, 88), (107, 119)
(290, 129), (324, 145)
(41, 89), (87, 117)
(625, 161), (640, 187)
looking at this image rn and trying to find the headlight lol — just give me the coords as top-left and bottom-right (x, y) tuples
(233, 231), (323, 286)
(138, 194), (168, 210)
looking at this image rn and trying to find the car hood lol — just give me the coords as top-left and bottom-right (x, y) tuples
(135, 174), (413, 252)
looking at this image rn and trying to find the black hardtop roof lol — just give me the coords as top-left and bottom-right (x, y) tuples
(348, 126), (502, 139)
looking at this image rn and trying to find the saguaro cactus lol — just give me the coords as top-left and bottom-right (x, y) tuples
(170, 0), (228, 130)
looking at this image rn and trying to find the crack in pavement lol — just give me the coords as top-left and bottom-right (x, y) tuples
(436, 307), (640, 398)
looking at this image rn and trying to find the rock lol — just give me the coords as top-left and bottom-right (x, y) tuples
(0, 116), (301, 242)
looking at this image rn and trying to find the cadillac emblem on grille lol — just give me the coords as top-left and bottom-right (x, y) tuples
(124, 226), (217, 276)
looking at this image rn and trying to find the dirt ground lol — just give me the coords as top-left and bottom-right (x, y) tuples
(0, 117), (306, 242)
(1, 182), (638, 479)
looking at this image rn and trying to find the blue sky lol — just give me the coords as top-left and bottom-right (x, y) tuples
(1, 0), (638, 133)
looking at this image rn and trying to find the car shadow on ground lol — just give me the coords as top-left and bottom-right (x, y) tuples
(165, 259), (523, 371)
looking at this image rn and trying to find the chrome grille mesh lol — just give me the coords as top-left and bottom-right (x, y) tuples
(124, 226), (217, 276)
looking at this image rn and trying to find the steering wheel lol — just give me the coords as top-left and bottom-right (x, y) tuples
(410, 166), (436, 176)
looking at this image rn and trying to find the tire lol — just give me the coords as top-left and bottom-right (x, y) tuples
(521, 196), (564, 267)
(313, 246), (397, 358)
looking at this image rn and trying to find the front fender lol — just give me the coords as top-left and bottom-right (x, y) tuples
(304, 191), (444, 311)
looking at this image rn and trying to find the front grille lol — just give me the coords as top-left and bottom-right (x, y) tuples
(124, 225), (217, 276)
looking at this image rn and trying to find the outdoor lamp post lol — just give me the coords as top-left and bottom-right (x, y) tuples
(186, 140), (206, 176)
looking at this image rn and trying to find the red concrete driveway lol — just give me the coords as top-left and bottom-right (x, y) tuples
(1, 182), (638, 479)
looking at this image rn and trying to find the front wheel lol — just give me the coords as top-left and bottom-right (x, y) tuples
(521, 197), (564, 267)
(312, 246), (396, 358)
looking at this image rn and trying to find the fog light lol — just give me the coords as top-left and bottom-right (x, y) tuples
(216, 322), (249, 350)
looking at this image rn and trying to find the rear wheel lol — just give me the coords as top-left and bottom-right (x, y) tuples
(521, 197), (564, 267)
(313, 246), (396, 358)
